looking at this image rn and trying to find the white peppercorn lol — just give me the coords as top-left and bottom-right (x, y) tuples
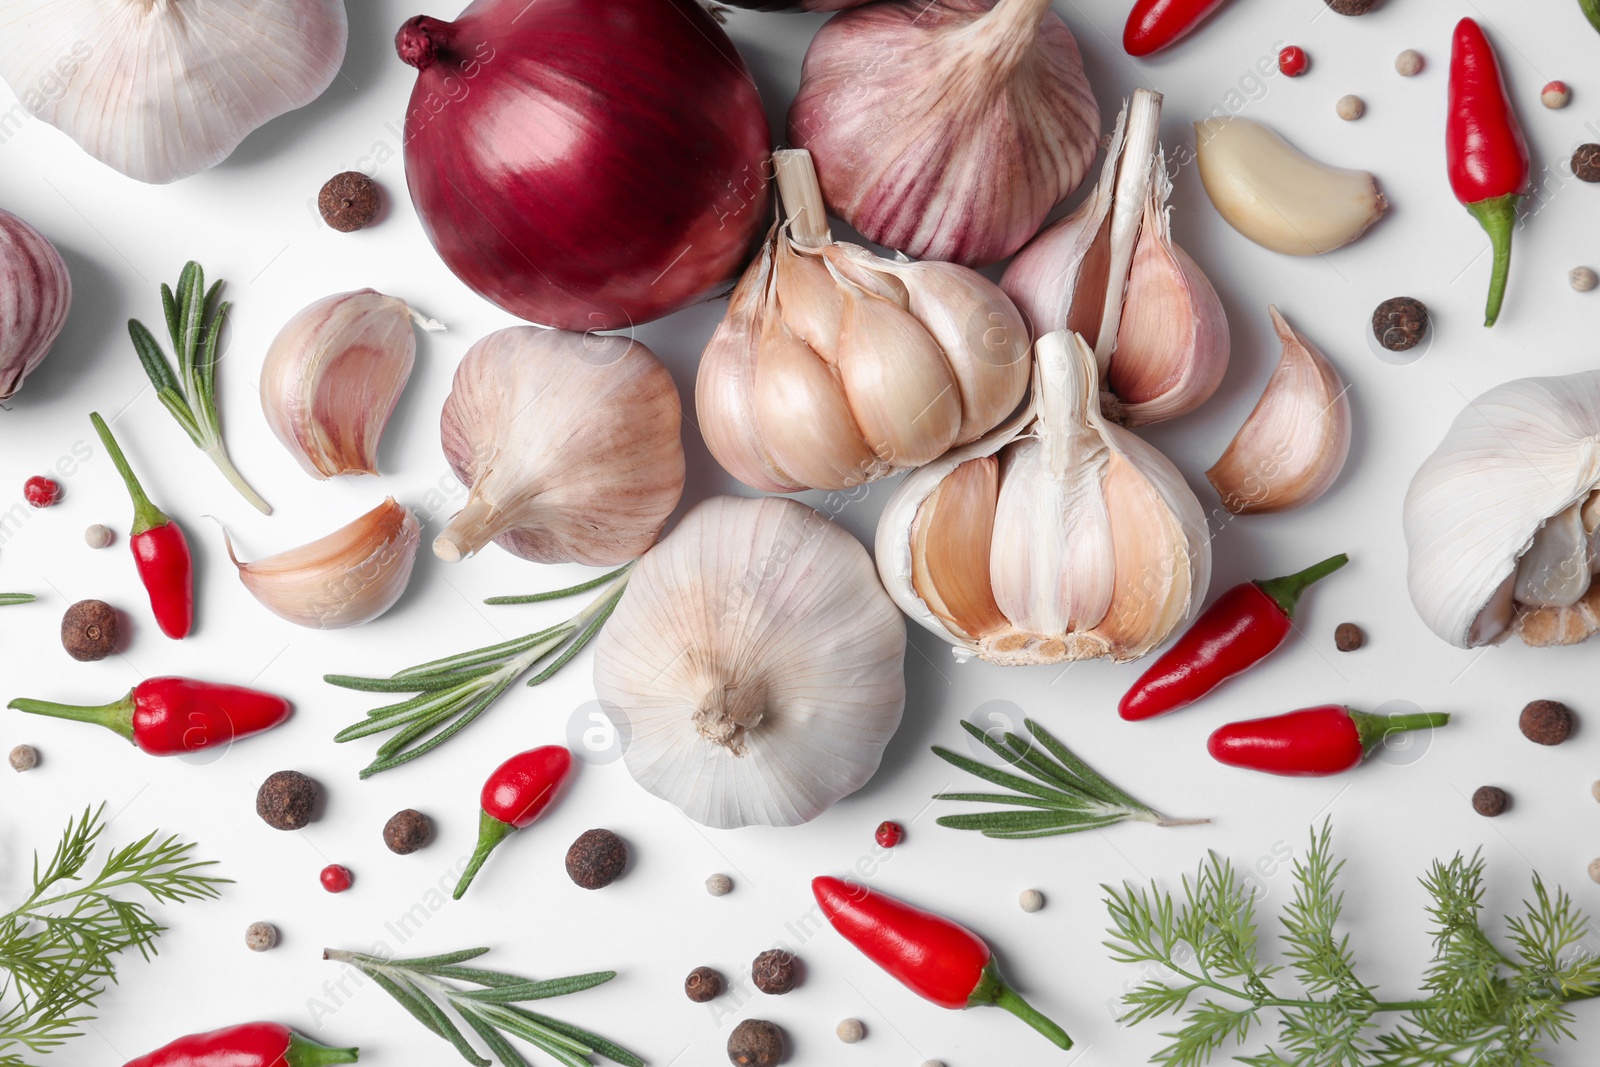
(836, 1018), (865, 1043)
(9, 744), (37, 772)
(706, 873), (733, 896)
(1395, 49), (1424, 76)
(1570, 266), (1598, 292)
(1336, 95), (1365, 121)
(244, 922), (278, 952)
(84, 524), (114, 549)
(1019, 888), (1045, 913)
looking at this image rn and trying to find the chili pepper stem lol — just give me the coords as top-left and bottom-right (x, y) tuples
(89, 412), (170, 535)
(286, 1033), (361, 1067)
(1254, 553), (1349, 618)
(1350, 709), (1451, 754)
(1466, 194), (1519, 327)
(454, 810), (515, 899)
(970, 960), (1073, 1049)
(8, 691), (136, 743)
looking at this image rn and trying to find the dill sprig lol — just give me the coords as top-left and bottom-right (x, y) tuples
(0, 804), (227, 1065)
(1103, 821), (1600, 1067)
(325, 946), (643, 1067)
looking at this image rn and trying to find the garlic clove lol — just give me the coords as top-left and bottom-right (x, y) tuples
(1468, 573), (1517, 647)
(1512, 503), (1591, 607)
(260, 290), (442, 480)
(226, 498), (419, 630)
(0, 209), (71, 402)
(1518, 583), (1600, 646)
(836, 283), (963, 466)
(1194, 117), (1387, 256)
(773, 236), (844, 365)
(910, 457), (1008, 640)
(754, 315), (886, 489)
(1206, 307), (1351, 515)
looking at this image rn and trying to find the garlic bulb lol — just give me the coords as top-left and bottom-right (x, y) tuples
(261, 290), (443, 479)
(437, 327), (685, 566)
(0, 1), (347, 184)
(696, 149), (1031, 493)
(876, 330), (1211, 665)
(0, 209), (70, 402)
(787, 0), (1099, 267)
(1003, 92), (1229, 427)
(1404, 370), (1600, 648)
(226, 498), (419, 629)
(593, 495), (907, 829)
(1206, 307), (1351, 515)
(1194, 117), (1387, 256)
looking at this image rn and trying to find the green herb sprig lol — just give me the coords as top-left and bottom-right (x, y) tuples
(0, 594), (35, 607)
(325, 946), (643, 1067)
(1104, 821), (1600, 1067)
(931, 718), (1207, 838)
(328, 564), (632, 777)
(128, 261), (270, 513)
(0, 804), (227, 1065)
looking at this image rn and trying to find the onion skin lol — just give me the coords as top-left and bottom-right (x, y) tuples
(396, 0), (772, 331)
(0, 209), (71, 402)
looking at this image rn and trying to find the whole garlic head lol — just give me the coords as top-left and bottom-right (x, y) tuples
(0, 0), (348, 184)
(1406, 371), (1600, 648)
(877, 331), (1211, 665)
(0, 209), (70, 401)
(594, 495), (907, 829)
(437, 327), (685, 567)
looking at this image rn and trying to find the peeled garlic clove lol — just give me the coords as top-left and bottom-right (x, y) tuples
(1518, 583), (1600, 647)
(260, 290), (442, 480)
(788, 0), (1099, 267)
(593, 496), (907, 829)
(1513, 503), (1591, 607)
(0, 1), (348, 184)
(437, 327), (685, 566)
(1194, 117), (1387, 256)
(226, 498), (419, 629)
(1206, 307), (1351, 515)
(910, 456), (1008, 640)
(0, 209), (70, 402)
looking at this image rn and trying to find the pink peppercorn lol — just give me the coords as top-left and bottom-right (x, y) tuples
(874, 821), (903, 848)
(320, 864), (354, 893)
(1278, 46), (1309, 77)
(24, 476), (61, 508)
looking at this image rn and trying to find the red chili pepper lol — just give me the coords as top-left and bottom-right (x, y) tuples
(8, 677), (292, 756)
(1208, 704), (1450, 777)
(123, 1021), (358, 1067)
(1123, 0), (1232, 57)
(812, 877), (1072, 1049)
(1120, 554), (1348, 721)
(1447, 18), (1529, 327)
(90, 412), (194, 639)
(455, 745), (574, 899)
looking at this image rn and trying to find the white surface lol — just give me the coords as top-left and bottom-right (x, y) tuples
(1, 1), (1598, 1065)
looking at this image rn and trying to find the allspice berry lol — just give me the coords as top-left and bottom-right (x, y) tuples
(9, 744), (37, 772)
(751, 949), (799, 995)
(244, 921), (278, 952)
(1325, 0), (1379, 12)
(1472, 785), (1509, 817)
(565, 829), (628, 889)
(727, 1019), (784, 1067)
(1334, 623), (1366, 652)
(383, 809), (432, 854)
(61, 599), (119, 661)
(1573, 144), (1600, 184)
(318, 171), (381, 231)
(256, 770), (319, 830)
(685, 966), (724, 1003)
(1519, 699), (1574, 746)
(1372, 297), (1428, 353)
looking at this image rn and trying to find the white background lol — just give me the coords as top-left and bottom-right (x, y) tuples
(2, 0), (1599, 1064)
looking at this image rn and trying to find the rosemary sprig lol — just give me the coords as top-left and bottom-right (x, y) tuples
(328, 564), (632, 777)
(127, 261), (270, 513)
(324, 946), (643, 1067)
(0, 804), (227, 1064)
(931, 718), (1207, 838)
(0, 594), (35, 606)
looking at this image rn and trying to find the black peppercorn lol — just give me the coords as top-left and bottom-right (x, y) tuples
(751, 949), (799, 995)
(727, 1019), (784, 1067)
(256, 770), (319, 830)
(1371, 297), (1428, 353)
(318, 171), (382, 231)
(1520, 700), (1574, 745)
(1573, 144), (1600, 183)
(1334, 623), (1366, 652)
(61, 599), (119, 661)
(685, 966), (724, 1002)
(565, 829), (628, 889)
(383, 809), (432, 854)
(1472, 785), (1509, 817)
(1325, 0), (1379, 12)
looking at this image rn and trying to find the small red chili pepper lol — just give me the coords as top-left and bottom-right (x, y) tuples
(1123, 0), (1232, 57)
(90, 412), (194, 639)
(1120, 554), (1348, 721)
(1278, 45), (1308, 77)
(23, 475), (61, 507)
(813, 876), (1072, 1048)
(122, 1021), (358, 1067)
(321, 864), (354, 893)
(7, 676), (292, 756)
(1447, 18), (1529, 327)
(454, 745), (574, 899)
(1208, 703), (1450, 777)
(874, 820), (903, 848)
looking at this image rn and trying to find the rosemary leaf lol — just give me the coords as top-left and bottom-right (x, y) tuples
(0, 594), (36, 606)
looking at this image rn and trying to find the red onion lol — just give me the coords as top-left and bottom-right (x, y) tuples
(0, 209), (70, 402)
(396, 0), (772, 331)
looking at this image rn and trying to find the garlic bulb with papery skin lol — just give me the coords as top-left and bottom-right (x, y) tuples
(0, 209), (70, 402)
(876, 331), (1210, 666)
(1003, 92), (1229, 427)
(696, 149), (1031, 493)
(226, 498), (419, 629)
(0, 1), (347, 184)
(594, 495), (906, 829)
(788, 0), (1099, 267)
(1206, 307), (1351, 515)
(1404, 370), (1600, 648)
(261, 290), (444, 479)
(437, 327), (685, 566)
